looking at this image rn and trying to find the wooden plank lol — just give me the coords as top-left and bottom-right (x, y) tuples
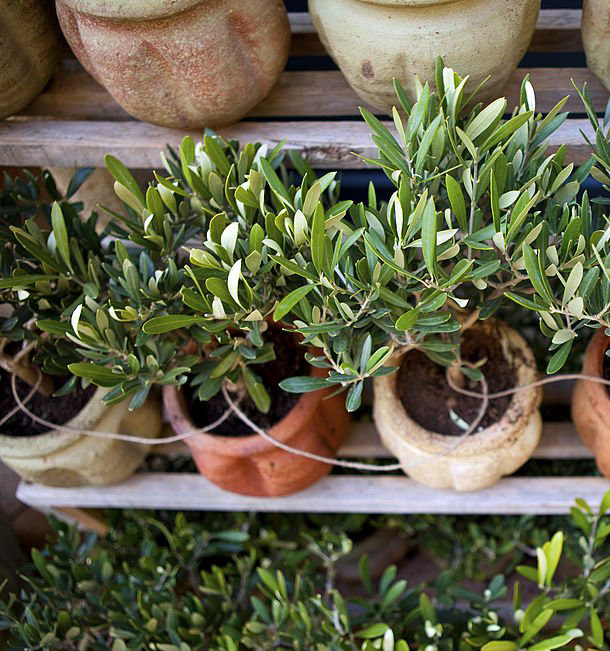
(0, 118), (595, 169)
(157, 420), (592, 461)
(289, 10), (583, 56)
(19, 67), (608, 122)
(16, 475), (609, 515)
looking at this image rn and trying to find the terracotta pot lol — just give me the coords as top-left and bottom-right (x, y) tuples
(309, 0), (540, 113)
(56, 0), (291, 128)
(373, 320), (542, 491)
(0, 0), (62, 118)
(0, 387), (162, 487)
(572, 329), (610, 477)
(163, 367), (350, 496)
(582, 0), (610, 91)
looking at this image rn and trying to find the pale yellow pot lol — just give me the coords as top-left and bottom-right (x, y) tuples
(0, 387), (162, 487)
(0, 0), (62, 119)
(373, 321), (542, 491)
(582, 0), (610, 91)
(309, 0), (540, 113)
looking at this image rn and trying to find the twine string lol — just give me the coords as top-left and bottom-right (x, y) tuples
(5, 368), (610, 473)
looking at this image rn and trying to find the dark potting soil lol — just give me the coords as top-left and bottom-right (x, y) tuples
(185, 330), (309, 437)
(398, 327), (517, 436)
(0, 368), (96, 438)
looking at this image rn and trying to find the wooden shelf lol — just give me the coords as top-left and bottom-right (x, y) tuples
(7, 8), (610, 522)
(0, 9), (605, 170)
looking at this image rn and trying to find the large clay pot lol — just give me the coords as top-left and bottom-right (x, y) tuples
(0, 387), (162, 487)
(0, 1), (62, 119)
(572, 329), (610, 477)
(373, 320), (542, 491)
(163, 367), (350, 497)
(56, 0), (291, 128)
(582, 0), (610, 91)
(309, 0), (540, 113)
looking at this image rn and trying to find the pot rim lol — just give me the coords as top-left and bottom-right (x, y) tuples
(164, 356), (328, 458)
(0, 385), (112, 457)
(374, 319), (541, 457)
(56, 0), (205, 21)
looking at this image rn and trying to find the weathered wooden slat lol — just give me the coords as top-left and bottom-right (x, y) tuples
(19, 67), (608, 122)
(0, 118), (595, 169)
(289, 10), (583, 56)
(17, 475), (609, 515)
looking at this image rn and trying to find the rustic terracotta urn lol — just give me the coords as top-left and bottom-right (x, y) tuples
(373, 321), (542, 492)
(572, 329), (610, 478)
(582, 0), (610, 91)
(0, 0), (62, 119)
(309, 0), (540, 113)
(163, 367), (350, 497)
(55, 0), (291, 128)
(0, 387), (162, 487)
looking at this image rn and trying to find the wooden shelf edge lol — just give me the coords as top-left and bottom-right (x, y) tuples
(17, 475), (609, 515)
(0, 118), (595, 169)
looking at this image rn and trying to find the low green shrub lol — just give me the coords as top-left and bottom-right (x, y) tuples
(1, 492), (609, 650)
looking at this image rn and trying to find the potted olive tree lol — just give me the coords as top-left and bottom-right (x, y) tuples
(0, 169), (162, 487)
(275, 68), (586, 491)
(133, 135), (352, 496)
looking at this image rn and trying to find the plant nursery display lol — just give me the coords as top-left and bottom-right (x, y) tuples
(274, 68), (589, 491)
(139, 137), (351, 496)
(309, 0), (540, 114)
(2, 491), (610, 648)
(55, 0), (291, 128)
(582, 0), (610, 92)
(0, 169), (162, 487)
(0, 0), (62, 119)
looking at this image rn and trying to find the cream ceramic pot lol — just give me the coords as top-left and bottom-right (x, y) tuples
(309, 0), (540, 113)
(56, 0), (291, 128)
(0, 0), (61, 119)
(373, 321), (542, 491)
(0, 387), (162, 487)
(582, 0), (610, 91)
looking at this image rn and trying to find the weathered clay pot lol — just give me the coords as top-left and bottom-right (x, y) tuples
(0, 387), (162, 487)
(0, 0), (62, 118)
(572, 329), (610, 478)
(373, 320), (542, 491)
(309, 0), (540, 113)
(56, 0), (291, 128)
(582, 0), (610, 91)
(163, 367), (350, 497)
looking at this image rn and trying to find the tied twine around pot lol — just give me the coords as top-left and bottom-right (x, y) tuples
(6, 368), (610, 473)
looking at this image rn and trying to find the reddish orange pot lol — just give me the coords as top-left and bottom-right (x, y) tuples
(572, 329), (610, 478)
(163, 366), (350, 496)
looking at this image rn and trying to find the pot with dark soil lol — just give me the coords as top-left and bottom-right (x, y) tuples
(0, 356), (161, 488)
(374, 320), (542, 491)
(163, 328), (350, 497)
(572, 330), (610, 479)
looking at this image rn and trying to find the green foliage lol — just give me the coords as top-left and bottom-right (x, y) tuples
(1, 492), (610, 649)
(269, 64), (589, 409)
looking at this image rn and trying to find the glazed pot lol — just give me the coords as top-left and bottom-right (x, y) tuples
(0, 387), (162, 487)
(572, 329), (610, 477)
(163, 367), (350, 497)
(309, 0), (540, 113)
(0, 0), (62, 119)
(373, 320), (542, 491)
(582, 0), (610, 91)
(56, 0), (291, 128)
